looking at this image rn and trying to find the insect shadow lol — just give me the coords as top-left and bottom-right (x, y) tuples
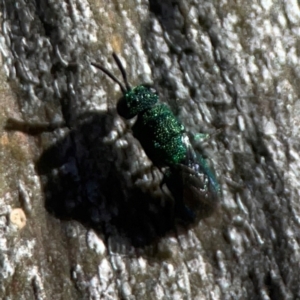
(6, 107), (180, 248)
(6, 54), (219, 249)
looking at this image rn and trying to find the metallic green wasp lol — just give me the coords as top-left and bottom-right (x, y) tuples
(92, 53), (220, 222)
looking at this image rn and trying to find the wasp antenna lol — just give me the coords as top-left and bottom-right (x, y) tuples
(112, 53), (131, 91)
(91, 62), (127, 94)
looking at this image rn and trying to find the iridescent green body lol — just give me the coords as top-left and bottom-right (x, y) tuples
(132, 104), (186, 166)
(119, 84), (220, 221)
(119, 85), (188, 167)
(92, 54), (220, 222)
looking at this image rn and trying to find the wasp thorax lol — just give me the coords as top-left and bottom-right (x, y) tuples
(117, 85), (159, 119)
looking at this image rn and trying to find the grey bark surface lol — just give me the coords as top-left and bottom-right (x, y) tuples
(0, 0), (299, 299)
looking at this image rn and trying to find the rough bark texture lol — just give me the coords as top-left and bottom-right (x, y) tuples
(0, 0), (300, 299)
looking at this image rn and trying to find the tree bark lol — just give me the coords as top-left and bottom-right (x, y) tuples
(0, 0), (299, 299)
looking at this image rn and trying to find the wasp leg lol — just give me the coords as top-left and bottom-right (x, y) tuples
(193, 133), (210, 141)
(191, 128), (223, 143)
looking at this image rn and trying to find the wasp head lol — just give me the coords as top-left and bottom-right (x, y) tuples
(92, 54), (158, 119)
(117, 85), (158, 119)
